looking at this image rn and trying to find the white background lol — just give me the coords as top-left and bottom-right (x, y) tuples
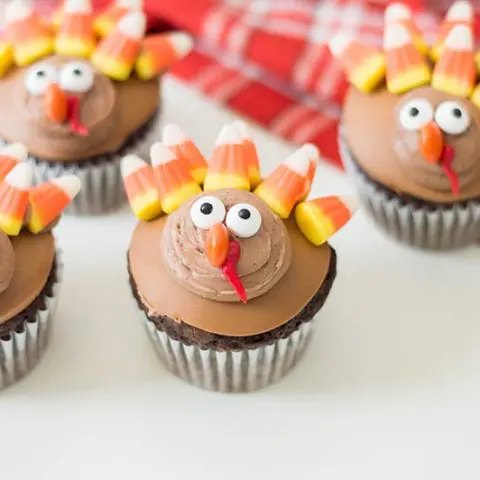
(1, 78), (479, 479)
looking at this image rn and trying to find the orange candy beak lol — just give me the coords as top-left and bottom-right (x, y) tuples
(419, 122), (444, 164)
(45, 83), (68, 124)
(205, 223), (229, 268)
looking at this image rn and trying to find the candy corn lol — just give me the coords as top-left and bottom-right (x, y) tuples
(150, 142), (202, 214)
(162, 124), (207, 185)
(384, 23), (431, 94)
(136, 32), (194, 80)
(4, 0), (54, 66)
(431, 1), (473, 61)
(0, 39), (14, 78)
(471, 83), (480, 109)
(121, 154), (162, 220)
(56, 0), (96, 58)
(384, 3), (428, 54)
(328, 34), (385, 93)
(204, 125), (250, 192)
(91, 11), (146, 81)
(232, 121), (261, 188)
(51, 3), (64, 30)
(27, 175), (81, 234)
(299, 144), (319, 201)
(255, 148), (310, 219)
(0, 163), (32, 236)
(295, 196), (358, 246)
(0, 143), (27, 181)
(432, 25), (476, 98)
(93, 0), (143, 38)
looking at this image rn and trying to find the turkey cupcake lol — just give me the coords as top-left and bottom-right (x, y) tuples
(0, 142), (81, 389)
(0, 0), (193, 214)
(123, 122), (358, 392)
(330, 1), (480, 249)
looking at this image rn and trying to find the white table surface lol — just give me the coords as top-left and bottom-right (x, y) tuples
(1, 77), (479, 480)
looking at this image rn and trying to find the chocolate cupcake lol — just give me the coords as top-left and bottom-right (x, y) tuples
(0, 145), (81, 389)
(330, 2), (480, 249)
(0, 0), (193, 214)
(123, 122), (358, 392)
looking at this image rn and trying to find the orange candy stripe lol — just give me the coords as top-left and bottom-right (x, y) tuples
(311, 197), (351, 230)
(387, 44), (424, 76)
(142, 35), (178, 71)
(340, 42), (380, 72)
(154, 159), (194, 197)
(124, 164), (157, 198)
(0, 185), (28, 219)
(29, 183), (70, 225)
(60, 13), (94, 39)
(210, 144), (247, 175)
(0, 156), (17, 180)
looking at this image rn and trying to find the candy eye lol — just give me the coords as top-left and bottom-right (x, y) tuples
(190, 196), (226, 230)
(435, 101), (470, 135)
(25, 63), (58, 95)
(59, 62), (94, 93)
(226, 203), (262, 238)
(399, 98), (434, 131)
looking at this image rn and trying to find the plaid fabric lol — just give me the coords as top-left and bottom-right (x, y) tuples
(10, 1), (480, 167)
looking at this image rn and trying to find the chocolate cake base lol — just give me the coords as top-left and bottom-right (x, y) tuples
(6, 110), (162, 215)
(129, 248), (337, 351)
(340, 130), (480, 249)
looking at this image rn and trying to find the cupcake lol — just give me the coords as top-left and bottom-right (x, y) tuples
(0, 143), (81, 389)
(123, 122), (358, 392)
(0, 0), (193, 214)
(330, 1), (480, 250)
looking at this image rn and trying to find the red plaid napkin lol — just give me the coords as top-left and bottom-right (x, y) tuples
(21, 1), (480, 167)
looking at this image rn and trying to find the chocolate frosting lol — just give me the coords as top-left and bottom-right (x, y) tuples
(343, 86), (480, 202)
(163, 190), (293, 302)
(129, 216), (332, 337)
(0, 56), (160, 162)
(0, 232), (55, 324)
(0, 232), (14, 295)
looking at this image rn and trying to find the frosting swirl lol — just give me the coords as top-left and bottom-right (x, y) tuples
(393, 87), (480, 195)
(162, 189), (293, 302)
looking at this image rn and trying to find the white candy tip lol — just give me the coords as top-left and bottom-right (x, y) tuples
(446, 1), (473, 20)
(300, 143), (320, 162)
(329, 34), (353, 56)
(444, 24), (473, 51)
(385, 3), (411, 22)
(121, 154), (147, 178)
(52, 175), (82, 199)
(5, 0), (33, 24)
(163, 124), (188, 147)
(216, 125), (242, 146)
(1, 143), (28, 162)
(64, 0), (92, 14)
(384, 23), (411, 50)
(168, 32), (194, 57)
(340, 196), (360, 213)
(5, 162), (32, 190)
(118, 0), (143, 9)
(150, 142), (176, 165)
(284, 149), (310, 176)
(117, 11), (146, 39)
(231, 120), (251, 140)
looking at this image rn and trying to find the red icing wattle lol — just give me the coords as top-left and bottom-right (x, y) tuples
(67, 96), (89, 136)
(222, 239), (247, 304)
(440, 144), (459, 196)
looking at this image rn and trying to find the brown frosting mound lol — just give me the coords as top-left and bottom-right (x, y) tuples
(0, 232), (14, 294)
(343, 86), (480, 203)
(129, 215), (332, 337)
(0, 232), (55, 324)
(163, 190), (292, 302)
(0, 56), (160, 162)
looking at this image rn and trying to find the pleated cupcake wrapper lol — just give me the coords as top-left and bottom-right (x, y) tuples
(339, 131), (480, 250)
(137, 309), (316, 393)
(0, 254), (63, 390)
(0, 114), (162, 215)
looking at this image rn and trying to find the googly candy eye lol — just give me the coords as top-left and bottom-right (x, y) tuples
(59, 61), (95, 93)
(435, 101), (470, 136)
(25, 63), (58, 96)
(190, 196), (226, 230)
(399, 98), (434, 131)
(226, 203), (262, 238)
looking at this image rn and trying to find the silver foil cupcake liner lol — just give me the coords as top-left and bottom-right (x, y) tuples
(0, 114), (162, 215)
(137, 309), (317, 393)
(0, 255), (63, 390)
(339, 131), (480, 250)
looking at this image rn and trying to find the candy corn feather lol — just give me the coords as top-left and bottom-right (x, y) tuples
(121, 154), (162, 220)
(93, 0), (143, 38)
(295, 196), (358, 246)
(0, 143), (27, 181)
(232, 121), (261, 188)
